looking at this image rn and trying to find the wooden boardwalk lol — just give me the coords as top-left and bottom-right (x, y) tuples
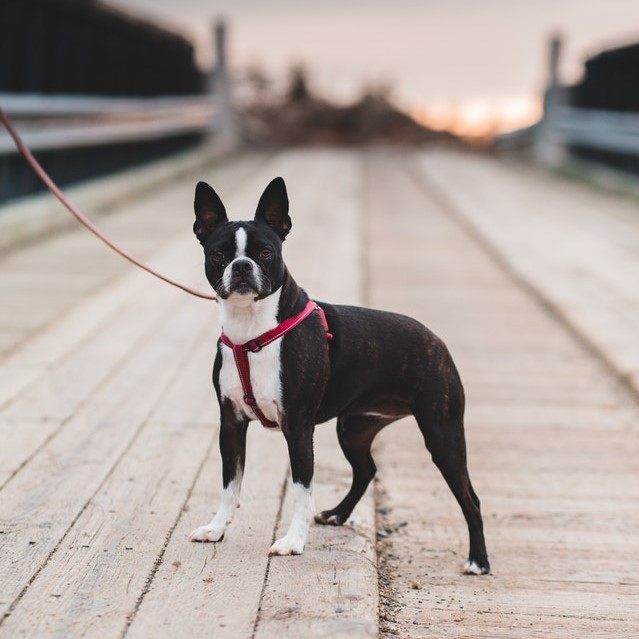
(0, 148), (638, 638)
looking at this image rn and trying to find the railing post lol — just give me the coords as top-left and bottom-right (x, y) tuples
(534, 34), (567, 168)
(212, 19), (240, 150)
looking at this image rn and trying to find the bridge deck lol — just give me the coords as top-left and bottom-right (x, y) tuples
(0, 149), (637, 638)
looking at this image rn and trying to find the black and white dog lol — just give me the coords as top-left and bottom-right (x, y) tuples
(188, 177), (489, 575)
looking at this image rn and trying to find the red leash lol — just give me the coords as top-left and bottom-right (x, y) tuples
(220, 300), (332, 428)
(0, 107), (217, 302)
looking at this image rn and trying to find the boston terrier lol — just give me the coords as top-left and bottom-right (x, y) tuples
(188, 177), (489, 575)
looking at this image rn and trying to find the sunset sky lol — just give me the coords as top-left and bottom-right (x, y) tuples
(108, 0), (639, 137)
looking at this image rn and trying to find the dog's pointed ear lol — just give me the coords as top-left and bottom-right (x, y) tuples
(254, 177), (291, 241)
(194, 181), (227, 243)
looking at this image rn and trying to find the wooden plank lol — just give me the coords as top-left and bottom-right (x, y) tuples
(1, 274), (187, 424)
(0, 228), (207, 404)
(0, 417), (59, 486)
(0, 425), (214, 637)
(0, 273), (152, 407)
(417, 150), (639, 396)
(0, 253), (209, 486)
(0, 293), (209, 619)
(253, 425), (378, 639)
(363, 150), (639, 637)
(126, 427), (289, 639)
(0, 319), (217, 636)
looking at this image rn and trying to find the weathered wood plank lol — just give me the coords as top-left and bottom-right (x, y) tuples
(0, 292), (208, 619)
(0, 323), (218, 636)
(253, 425), (378, 639)
(0, 418), (59, 486)
(364, 151), (639, 637)
(0, 425), (214, 637)
(0, 283), (192, 487)
(418, 150), (639, 395)
(126, 427), (289, 639)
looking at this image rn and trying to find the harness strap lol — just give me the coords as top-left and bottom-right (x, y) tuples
(220, 300), (332, 429)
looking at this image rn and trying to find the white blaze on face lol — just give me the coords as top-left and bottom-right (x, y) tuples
(223, 226), (263, 294)
(234, 227), (247, 258)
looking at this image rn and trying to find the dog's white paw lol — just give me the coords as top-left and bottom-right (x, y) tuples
(188, 524), (226, 543)
(463, 560), (487, 575)
(268, 535), (304, 556)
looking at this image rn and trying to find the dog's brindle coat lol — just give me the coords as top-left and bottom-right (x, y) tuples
(188, 177), (489, 574)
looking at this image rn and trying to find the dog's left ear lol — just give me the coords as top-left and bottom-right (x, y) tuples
(254, 177), (291, 241)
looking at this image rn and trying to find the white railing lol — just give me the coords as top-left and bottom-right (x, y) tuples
(549, 106), (639, 155)
(0, 93), (217, 154)
(497, 36), (639, 167)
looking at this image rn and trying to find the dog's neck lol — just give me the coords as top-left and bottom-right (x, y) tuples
(218, 269), (308, 345)
(219, 289), (282, 345)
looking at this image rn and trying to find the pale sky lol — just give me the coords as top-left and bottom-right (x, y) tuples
(107, 0), (639, 134)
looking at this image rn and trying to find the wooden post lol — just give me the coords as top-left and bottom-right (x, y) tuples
(534, 34), (567, 167)
(212, 19), (240, 150)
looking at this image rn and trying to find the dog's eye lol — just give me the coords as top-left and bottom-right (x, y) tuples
(210, 251), (225, 264)
(260, 248), (273, 259)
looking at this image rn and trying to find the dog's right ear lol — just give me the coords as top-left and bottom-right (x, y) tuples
(193, 181), (227, 243)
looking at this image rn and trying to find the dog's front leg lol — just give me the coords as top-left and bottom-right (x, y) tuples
(269, 425), (314, 556)
(189, 404), (249, 543)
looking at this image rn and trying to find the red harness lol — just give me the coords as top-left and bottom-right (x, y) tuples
(219, 300), (332, 429)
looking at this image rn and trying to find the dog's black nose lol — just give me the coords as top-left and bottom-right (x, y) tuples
(232, 259), (253, 275)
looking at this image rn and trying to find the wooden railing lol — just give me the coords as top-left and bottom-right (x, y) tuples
(550, 106), (639, 156)
(0, 94), (217, 154)
(0, 20), (237, 205)
(498, 36), (639, 172)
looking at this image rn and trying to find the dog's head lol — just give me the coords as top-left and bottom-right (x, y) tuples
(193, 177), (292, 301)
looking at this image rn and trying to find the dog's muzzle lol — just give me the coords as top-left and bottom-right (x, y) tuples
(226, 258), (263, 296)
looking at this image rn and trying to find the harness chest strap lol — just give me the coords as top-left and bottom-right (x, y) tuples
(219, 300), (332, 429)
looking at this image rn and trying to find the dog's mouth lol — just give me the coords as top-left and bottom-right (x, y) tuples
(230, 280), (257, 295)
(223, 275), (271, 300)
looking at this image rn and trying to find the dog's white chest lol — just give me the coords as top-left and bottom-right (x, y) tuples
(217, 291), (283, 426)
(218, 343), (282, 424)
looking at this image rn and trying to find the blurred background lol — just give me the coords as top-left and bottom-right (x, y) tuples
(108, 0), (639, 138)
(1, 0), (639, 201)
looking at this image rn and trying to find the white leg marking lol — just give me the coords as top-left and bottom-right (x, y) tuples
(269, 482), (314, 556)
(188, 472), (243, 542)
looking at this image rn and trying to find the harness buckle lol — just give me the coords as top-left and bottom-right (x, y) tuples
(246, 339), (262, 353)
(243, 395), (257, 406)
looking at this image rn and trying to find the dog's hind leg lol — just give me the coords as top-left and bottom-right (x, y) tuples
(414, 400), (490, 575)
(315, 414), (392, 526)
(189, 403), (249, 543)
